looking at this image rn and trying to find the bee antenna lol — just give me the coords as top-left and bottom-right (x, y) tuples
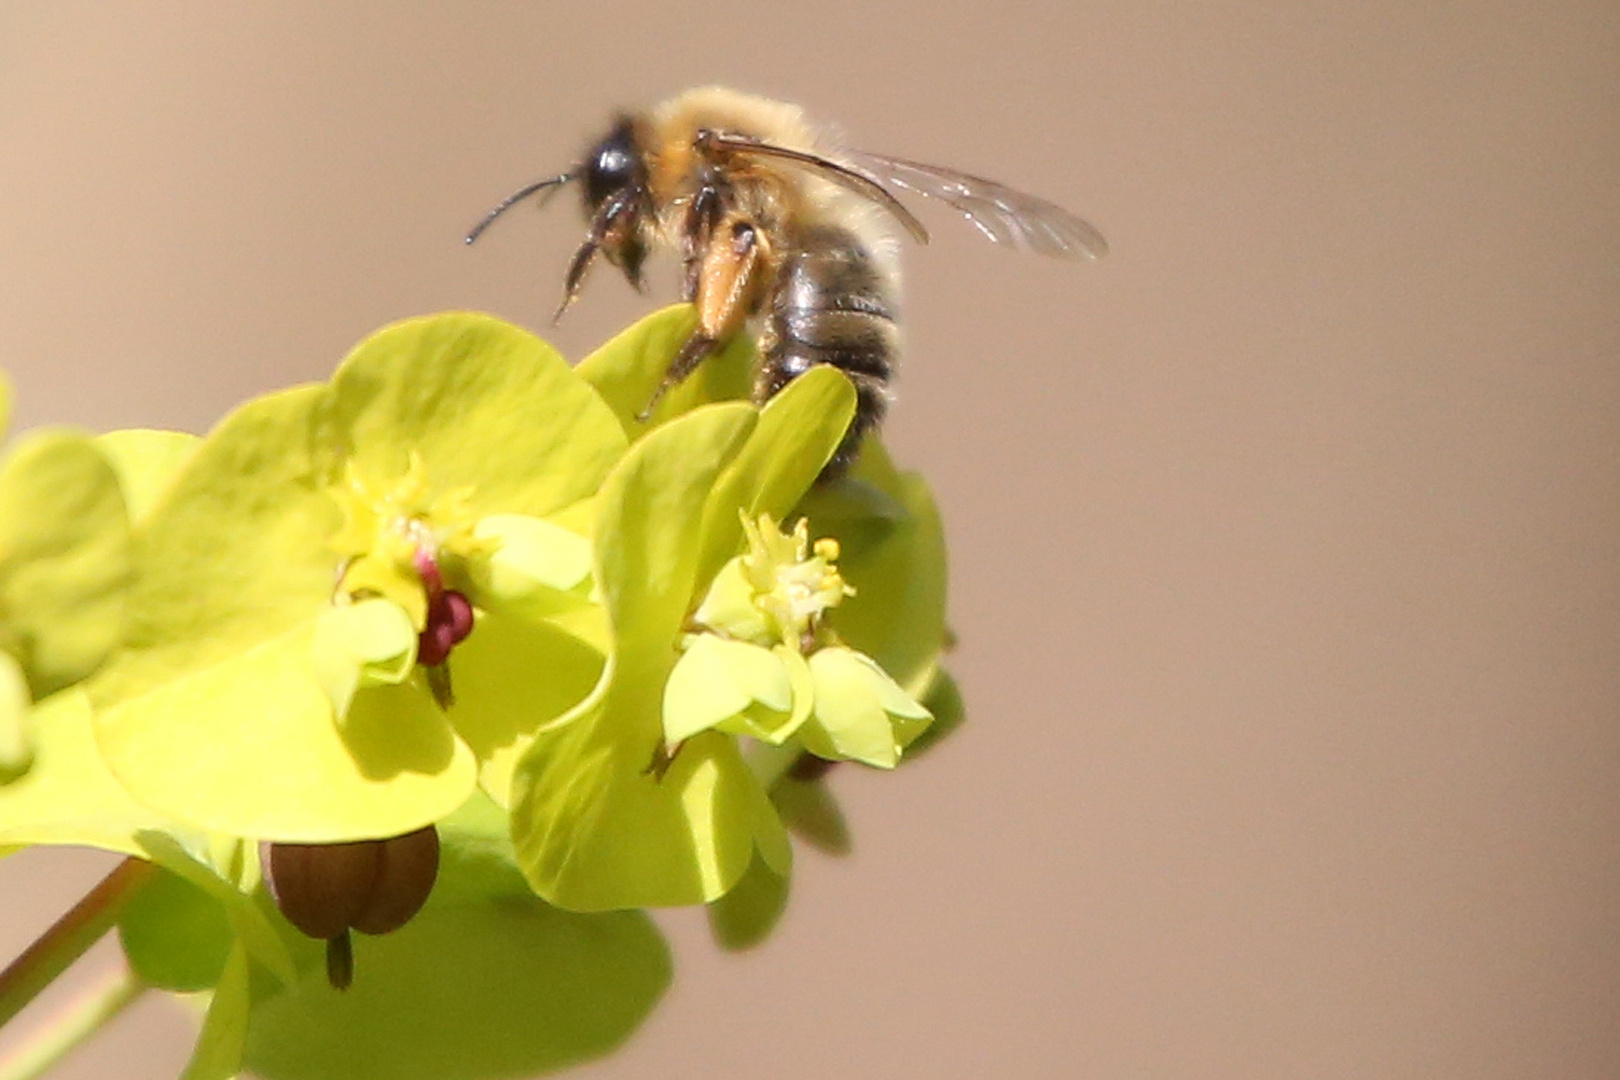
(464, 172), (576, 244)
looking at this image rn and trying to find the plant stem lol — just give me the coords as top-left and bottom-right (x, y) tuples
(0, 857), (156, 1032)
(0, 964), (145, 1080)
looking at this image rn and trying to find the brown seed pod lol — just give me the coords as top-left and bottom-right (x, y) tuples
(350, 825), (440, 936)
(261, 839), (382, 941)
(261, 825), (441, 988)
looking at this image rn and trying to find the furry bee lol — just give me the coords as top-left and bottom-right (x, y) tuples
(467, 86), (1107, 477)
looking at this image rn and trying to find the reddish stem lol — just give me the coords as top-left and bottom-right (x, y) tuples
(0, 858), (157, 1032)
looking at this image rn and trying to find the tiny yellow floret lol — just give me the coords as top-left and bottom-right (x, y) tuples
(326, 454), (493, 626)
(727, 513), (853, 648)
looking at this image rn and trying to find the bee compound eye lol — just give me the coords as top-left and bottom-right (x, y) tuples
(583, 118), (642, 209)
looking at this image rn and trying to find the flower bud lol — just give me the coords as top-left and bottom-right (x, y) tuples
(417, 589), (475, 667)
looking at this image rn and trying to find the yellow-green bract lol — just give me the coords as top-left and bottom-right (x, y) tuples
(0, 376), (133, 782)
(0, 304), (960, 1078)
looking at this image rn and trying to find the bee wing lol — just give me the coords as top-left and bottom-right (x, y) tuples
(839, 150), (1108, 260)
(704, 132), (930, 244)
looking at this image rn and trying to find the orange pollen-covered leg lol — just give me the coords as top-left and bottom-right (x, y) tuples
(638, 217), (769, 421)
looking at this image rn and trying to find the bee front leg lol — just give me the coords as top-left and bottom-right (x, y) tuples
(639, 219), (764, 421)
(554, 188), (642, 324)
(553, 237), (602, 324)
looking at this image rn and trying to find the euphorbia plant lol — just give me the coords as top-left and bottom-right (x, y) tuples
(0, 303), (959, 1080)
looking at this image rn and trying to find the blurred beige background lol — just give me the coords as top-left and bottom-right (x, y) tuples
(2, 1), (1617, 1077)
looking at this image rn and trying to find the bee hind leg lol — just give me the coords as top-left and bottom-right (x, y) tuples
(639, 219), (764, 421)
(636, 331), (717, 421)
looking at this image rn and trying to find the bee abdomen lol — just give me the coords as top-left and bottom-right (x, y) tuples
(761, 225), (899, 479)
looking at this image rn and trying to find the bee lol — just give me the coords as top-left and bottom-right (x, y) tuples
(467, 86), (1107, 477)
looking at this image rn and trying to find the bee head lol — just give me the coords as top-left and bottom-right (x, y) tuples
(581, 115), (650, 287)
(582, 116), (645, 208)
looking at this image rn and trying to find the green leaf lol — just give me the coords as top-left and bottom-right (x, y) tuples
(511, 404), (793, 910)
(310, 598), (418, 719)
(118, 867), (234, 992)
(707, 852), (790, 952)
(903, 667), (965, 761)
(136, 831), (297, 987)
(0, 430), (131, 698)
(777, 645), (816, 741)
(663, 635), (791, 746)
(591, 403), (757, 651)
(574, 304), (756, 437)
(426, 790), (533, 904)
(448, 609), (605, 809)
(180, 943), (252, 1080)
(469, 514), (594, 621)
(799, 648), (931, 769)
(96, 626), (477, 842)
(799, 442), (949, 698)
(0, 690), (174, 853)
(91, 315), (630, 841)
(0, 690), (296, 983)
(518, 716), (787, 910)
(90, 384), (338, 717)
(694, 364), (857, 587)
(319, 314), (627, 520)
(0, 653), (32, 783)
(95, 429), (200, 525)
(242, 901), (671, 1080)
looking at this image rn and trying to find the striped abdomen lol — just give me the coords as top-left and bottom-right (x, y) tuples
(759, 224), (900, 479)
